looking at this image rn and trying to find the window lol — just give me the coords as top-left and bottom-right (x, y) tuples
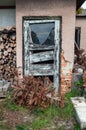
(75, 27), (81, 48)
(30, 22), (54, 45)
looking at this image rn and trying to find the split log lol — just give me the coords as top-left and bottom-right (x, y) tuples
(0, 43), (4, 49)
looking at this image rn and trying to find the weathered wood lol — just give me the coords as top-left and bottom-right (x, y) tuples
(54, 20), (60, 92)
(0, 37), (3, 42)
(8, 47), (12, 52)
(0, 27), (16, 81)
(11, 35), (16, 41)
(30, 51), (54, 63)
(29, 44), (54, 51)
(23, 21), (31, 75)
(4, 51), (8, 56)
(8, 38), (15, 43)
(29, 64), (54, 76)
(24, 19), (60, 92)
(0, 43), (4, 49)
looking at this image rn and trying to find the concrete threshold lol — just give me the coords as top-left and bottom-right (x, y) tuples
(71, 97), (86, 129)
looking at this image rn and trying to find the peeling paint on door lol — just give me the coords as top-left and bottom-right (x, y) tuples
(23, 18), (60, 92)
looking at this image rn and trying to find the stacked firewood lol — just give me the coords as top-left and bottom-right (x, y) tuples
(75, 48), (86, 67)
(74, 42), (86, 70)
(0, 26), (16, 81)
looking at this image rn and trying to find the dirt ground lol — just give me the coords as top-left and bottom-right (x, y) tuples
(0, 99), (79, 130)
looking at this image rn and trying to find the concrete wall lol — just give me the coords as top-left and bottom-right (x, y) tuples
(76, 16), (86, 50)
(0, 9), (15, 27)
(16, 0), (76, 68)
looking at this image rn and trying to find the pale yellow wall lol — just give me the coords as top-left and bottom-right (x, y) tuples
(16, 0), (76, 68)
(76, 16), (86, 50)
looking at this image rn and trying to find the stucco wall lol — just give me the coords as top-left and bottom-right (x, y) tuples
(0, 9), (15, 27)
(16, 0), (76, 68)
(76, 16), (86, 50)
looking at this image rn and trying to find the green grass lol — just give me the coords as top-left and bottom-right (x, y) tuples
(29, 105), (59, 129)
(73, 124), (81, 130)
(4, 94), (28, 112)
(16, 124), (30, 130)
(32, 118), (48, 130)
(2, 88), (81, 130)
(4, 101), (27, 111)
(20, 91), (78, 130)
(0, 122), (11, 130)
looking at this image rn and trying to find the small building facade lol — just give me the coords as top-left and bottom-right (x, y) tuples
(0, 0), (86, 93)
(16, 0), (76, 93)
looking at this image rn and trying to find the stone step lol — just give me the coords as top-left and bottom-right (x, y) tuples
(0, 80), (11, 91)
(71, 97), (86, 129)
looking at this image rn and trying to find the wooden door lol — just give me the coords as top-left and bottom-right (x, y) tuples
(23, 18), (60, 92)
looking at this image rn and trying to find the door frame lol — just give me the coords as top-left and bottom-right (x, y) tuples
(23, 16), (61, 92)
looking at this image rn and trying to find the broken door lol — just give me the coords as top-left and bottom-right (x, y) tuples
(23, 18), (60, 92)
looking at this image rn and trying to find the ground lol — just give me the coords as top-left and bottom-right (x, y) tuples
(0, 89), (81, 130)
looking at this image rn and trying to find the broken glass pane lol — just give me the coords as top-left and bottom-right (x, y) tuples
(30, 22), (55, 46)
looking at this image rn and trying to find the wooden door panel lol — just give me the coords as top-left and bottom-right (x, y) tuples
(23, 19), (60, 92)
(29, 64), (54, 76)
(30, 51), (54, 63)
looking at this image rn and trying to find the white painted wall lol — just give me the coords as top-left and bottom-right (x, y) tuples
(0, 9), (15, 27)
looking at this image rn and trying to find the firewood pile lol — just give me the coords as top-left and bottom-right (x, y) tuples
(0, 26), (16, 81)
(75, 48), (86, 67)
(74, 44), (86, 95)
(73, 43), (86, 73)
(11, 75), (56, 110)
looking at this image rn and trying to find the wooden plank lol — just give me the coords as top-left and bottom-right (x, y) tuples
(54, 20), (60, 92)
(29, 64), (54, 76)
(30, 20), (55, 24)
(30, 51), (54, 63)
(29, 44), (54, 51)
(24, 21), (30, 75)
